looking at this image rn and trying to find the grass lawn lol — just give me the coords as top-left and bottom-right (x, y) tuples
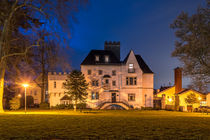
(0, 110), (210, 139)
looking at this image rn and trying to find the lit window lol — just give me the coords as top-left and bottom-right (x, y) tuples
(112, 81), (116, 86)
(91, 92), (95, 100)
(92, 92), (99, 100)
(54, 81), (56, 88)
(129, 64), (134, 69)
(128, 64), (135, 73)
(95, 55), (99, 61)
(112, 70), (116, 76)
(128, 94), (135, 101)
(88, 70), (91, 75)
(98, 70), (103, 75)
(105, 55), (109, 62)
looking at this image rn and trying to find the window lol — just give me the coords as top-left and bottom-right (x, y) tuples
(112, 81), (116, 86)
(92, 80), (99, 86)
(91, 92), (99, 100)
(30, 90), (32, 95)
(105, 79), (109, 84)
(88, 70), (91, 75)
(91, 92), (95, 99)
(128, 63), (135, 73)
(126, 77), (137, 85)
(95, 55), (99, 61)
(54, 93), (56, 97)
(98, 70), (103, 75)
(96, 92), (99, 99)
(128, 94), (135, 101)
(54, 81), (56, 88)
(129, 63), (134, 69)
(112, 70), (116, 76)
(105, 55), (109, 62)
(59, 93), (61, 97)
(34, 90), (37, 96)
(34, 99), (38, 104)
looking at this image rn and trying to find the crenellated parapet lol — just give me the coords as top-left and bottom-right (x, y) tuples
(48, 72), (70, 80)
(48, 72), (71, 75)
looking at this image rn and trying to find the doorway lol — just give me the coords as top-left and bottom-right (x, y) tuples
(112, 93), (116, 103)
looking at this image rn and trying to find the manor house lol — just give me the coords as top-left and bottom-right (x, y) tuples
(48, 41), (154, 109)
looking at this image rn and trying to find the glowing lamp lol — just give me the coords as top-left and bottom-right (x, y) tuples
(18, 94), (21, 98)
(198, 97), (201, 100)
(22, 84), (29, 88)
(168, 98), (172, 102)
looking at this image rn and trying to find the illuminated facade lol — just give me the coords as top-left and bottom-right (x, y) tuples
(80, 41), (154, 109)
(155, 68), (207, 111)
(48, 41), (154, 109)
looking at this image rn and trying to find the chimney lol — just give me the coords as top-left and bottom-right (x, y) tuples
(104, 41), (120, 60)
(174, 67), (182, 94)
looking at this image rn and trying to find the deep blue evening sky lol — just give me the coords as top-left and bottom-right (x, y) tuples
(67, 0), (206, 89)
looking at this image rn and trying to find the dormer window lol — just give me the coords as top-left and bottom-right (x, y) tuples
(128, 63), (135, 73)
(129, 63), (134, 69)
(105, 55), (109, 63)
(95, 55), (99, 62)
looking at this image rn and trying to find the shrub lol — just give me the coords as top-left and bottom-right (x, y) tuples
(21, 96), (34, 107)
(39, 103), (49, 109)
(66, 104), (74, 109)
(77, 103), (86, 109)
(55, 104), (66, 109)
(141, 107), (154, 110)
(9, 96), (21, 110)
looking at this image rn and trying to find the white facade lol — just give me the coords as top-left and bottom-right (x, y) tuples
(81, 50), (154, 109)
(48, 48), (154, 109)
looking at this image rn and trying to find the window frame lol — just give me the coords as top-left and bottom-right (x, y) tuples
(112, 70), (116, 76)
(95, 55), (100, 62)
(98, 70), (103, 75)
(126, 77), (137, 85)
(105, 55), (109, 63)
(54, 81), (56, 88)
(112, 80), (116, 86)
(128, 93), (135, 101)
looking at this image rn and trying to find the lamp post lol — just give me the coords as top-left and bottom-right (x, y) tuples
(145, 94), (147, 107)
(22, 84), (29, 114)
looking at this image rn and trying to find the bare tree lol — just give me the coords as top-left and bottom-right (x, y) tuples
(0, 0), (88, 112)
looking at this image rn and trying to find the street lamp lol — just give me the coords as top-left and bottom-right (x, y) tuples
(22, 83), (29, 114)
(145, 94), (147, 107)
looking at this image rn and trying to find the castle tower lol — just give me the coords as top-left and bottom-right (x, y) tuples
(104, 41), (120, 60)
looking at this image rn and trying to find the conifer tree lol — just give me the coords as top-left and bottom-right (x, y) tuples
(63, 70), (88, 111)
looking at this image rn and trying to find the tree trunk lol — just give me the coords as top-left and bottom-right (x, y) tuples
(0, 68), (5, 113)
(74, 100), (77, 112)
(41, 45), (45, 103)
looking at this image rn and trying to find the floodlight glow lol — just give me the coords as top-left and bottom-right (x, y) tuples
(22, 84), (29, 88)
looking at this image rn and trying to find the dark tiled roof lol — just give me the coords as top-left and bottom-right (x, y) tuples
(81, 49), (153, 74)
(135, 55), (153, 73)
(160, 86), (172, 92)
(177, 89), (205, 95)
(81, 50), (121, 65)
(60, 95), (71, 100)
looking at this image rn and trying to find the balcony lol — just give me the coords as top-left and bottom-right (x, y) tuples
(128, 68), (135, 73)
